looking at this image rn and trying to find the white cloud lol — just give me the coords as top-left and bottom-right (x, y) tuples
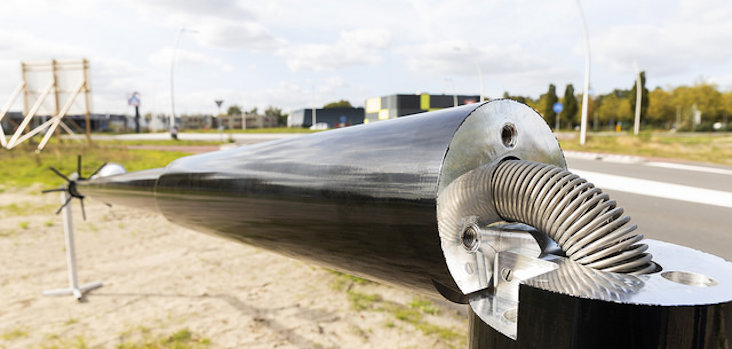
(592, 0), (732, 76)
(148, 47), (232, 72)
(397, 40), (549, 76)
(282, 28), (392, 72)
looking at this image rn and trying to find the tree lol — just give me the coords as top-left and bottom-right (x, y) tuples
(594, 91), (631, 128)
(629, 71), (650, 122)
(227, 105), (242, 116)
(247, 107), (259, 115)
(323, 100), (353, 108)
(541, 84), (559, 128)
(265, 105), (288, 126)
(646, 87), (675, 128)
(560, 84), (578, 129)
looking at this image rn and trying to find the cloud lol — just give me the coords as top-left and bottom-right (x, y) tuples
(397, 40), (548, 76)
(283, 28), (392, 71)
(592, 0), (732, 76)
(148, 47), (232, 72)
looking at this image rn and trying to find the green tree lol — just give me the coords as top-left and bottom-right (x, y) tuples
(629, 71), (650, 122)
(559, 84), (578, 128)
(247, 107), (259, 115)
(264, 105), (288, 126)
(227, 105), (242, 116)
(646, 87), (675, 128)
(323, 100), (353, 108)
(594, 92), (631, 128)
(541, 84), (559, 128)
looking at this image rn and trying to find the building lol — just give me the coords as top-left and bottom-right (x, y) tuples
(1, 111), (128, 133)
(364, 94), (481, 123)
(288, 107), (364, 128)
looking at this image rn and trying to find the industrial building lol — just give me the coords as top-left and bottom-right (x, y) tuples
(364, 94), (481, 123)
(288, 107), (365, 128)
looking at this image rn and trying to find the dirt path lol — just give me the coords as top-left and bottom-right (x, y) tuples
(0, 187), (468, 348)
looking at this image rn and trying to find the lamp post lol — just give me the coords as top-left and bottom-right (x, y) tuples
(576, 0), (591, 145)
(170, 27), (197, 136)
(633, 62), (642, 135)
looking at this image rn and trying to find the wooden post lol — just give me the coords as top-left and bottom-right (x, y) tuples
(83, 59), (91, 145)
(52, 59), (62, 141)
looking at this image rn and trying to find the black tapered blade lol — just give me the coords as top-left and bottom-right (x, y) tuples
(49, 167), (70, 183)
(80, 198), (86, 221)
(42, 188), (67, 194)
(88, 162), (108, 179)
(77, 155), (82, 179)
(55, 195), (73, 215)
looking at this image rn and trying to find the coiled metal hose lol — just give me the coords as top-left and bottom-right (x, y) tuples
(491, 160), (656, 275)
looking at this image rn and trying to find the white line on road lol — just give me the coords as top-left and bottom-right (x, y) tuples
(571, 169), (732, 209)
(645, 162), (732, 176)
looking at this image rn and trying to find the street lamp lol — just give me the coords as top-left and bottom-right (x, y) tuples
(576, 0), (591, 145)
(170, 27), (198, 136)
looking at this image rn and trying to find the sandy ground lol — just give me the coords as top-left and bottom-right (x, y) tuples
(0, 186), (468, 349)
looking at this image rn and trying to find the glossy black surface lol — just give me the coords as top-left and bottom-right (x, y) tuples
(468, 285), (732, 349)
(80, 104), (483, 298)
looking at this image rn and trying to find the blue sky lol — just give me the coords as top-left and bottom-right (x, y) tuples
(0, 0), (730, 115)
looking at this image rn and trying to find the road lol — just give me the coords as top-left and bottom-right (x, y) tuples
(85, 132), (732, 261)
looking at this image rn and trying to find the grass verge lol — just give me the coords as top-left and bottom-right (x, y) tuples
(0, 142), (191, 188)
(558, 132), (732, 166)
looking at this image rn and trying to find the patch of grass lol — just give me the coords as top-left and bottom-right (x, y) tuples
(0, 230), (17, 238)
(0, 142), (191, 188)
(64, 317), (78, 325)
(348, 291), (383, 311)
(18, 221), (29, 229)
(559, 132), (732, 166)
(1, 327), (29, 340)
(116, 327), (210, 349)
(329, 270), (373, 291)
(44, 220), (55, 227)
(186, 127), (319, 134)
(38, 334), (90, 349)
(409, 298), (440, 316)
(341, 286), (464, 348)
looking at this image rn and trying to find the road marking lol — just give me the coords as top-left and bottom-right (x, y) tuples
(571, 169), (732, 209)
(645, 162), (732, 176)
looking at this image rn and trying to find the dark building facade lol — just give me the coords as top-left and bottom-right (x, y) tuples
(364, 93), (481, 123)
(289, 107), (365, 128)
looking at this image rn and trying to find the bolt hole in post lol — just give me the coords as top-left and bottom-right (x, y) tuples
(662, 271), (718, 287)
(501, 123), (517, 149)
(461, 225), (481, 253)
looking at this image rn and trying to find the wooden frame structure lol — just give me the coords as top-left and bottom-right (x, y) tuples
(0, 59), (91, 151)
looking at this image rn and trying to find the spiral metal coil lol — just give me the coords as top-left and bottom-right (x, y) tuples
(491, 160), (656, 275)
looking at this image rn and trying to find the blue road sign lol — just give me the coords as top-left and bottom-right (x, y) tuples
(128, 92), (141, 107)
(552, 102), (563, 114)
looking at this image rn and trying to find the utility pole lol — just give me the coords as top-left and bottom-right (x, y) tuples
(576, 0), (591, 145)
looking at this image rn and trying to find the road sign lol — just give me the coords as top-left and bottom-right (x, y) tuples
(552, 102), (563, 114)
(128, 92), (140, 107)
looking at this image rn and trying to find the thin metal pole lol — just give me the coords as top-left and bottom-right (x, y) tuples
(60, 190), (81, 298)
(576, 0), (591, 145)
(634, 64), (642, 135)
(477, 63), (485, 102)
(170, 28), (184, 134)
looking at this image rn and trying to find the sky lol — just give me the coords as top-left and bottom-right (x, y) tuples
(0, 0), (731, 116)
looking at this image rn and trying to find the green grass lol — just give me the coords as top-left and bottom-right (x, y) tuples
(0, 142), (191, 187)
(116, 327), (211, 349)
(96, 139), (223, 147)
(184, 127), (319, 134)
(559, 132), (732, 166)
(1, 327), (29, 340)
